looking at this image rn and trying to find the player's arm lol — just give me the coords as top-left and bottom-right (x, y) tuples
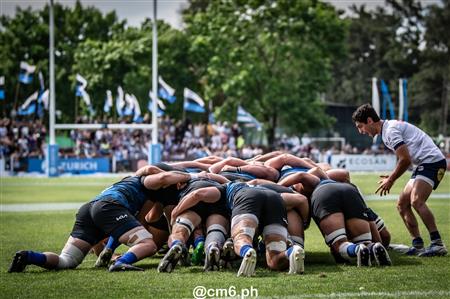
(143, 201), (163, 224)
(278, 171), (320, 188)
(204, 172), (230, 184)
(143, 171), (193, 190)
(169, 161), (210, 170)
(171, 187), (221, 222)
(280, 192), (309, 221)
(208, 157), (247, 174)
(135, 200), (155, 223)
(389, 144), (412, 182)
(135, 165), (165, 176)
(376, 144), (411, 196)
(247, 179), (278, 185)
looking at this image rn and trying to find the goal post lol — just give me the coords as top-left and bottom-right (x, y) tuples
(47, 123), (159, 177)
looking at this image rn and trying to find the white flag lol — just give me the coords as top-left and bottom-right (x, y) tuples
(372, 77), (380, 116)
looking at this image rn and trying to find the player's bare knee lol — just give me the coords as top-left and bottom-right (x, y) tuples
(397, 200), (410, 214)
(411, 198), (426, 210)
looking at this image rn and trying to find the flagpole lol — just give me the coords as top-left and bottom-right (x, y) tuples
(182, 95), (186, 122)
(13, 81), (20, 117)
(47, 0), (58, 177)
(49, 1), (55, 146)
(149, 0), (161, 164)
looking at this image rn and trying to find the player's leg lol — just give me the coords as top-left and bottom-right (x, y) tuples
(190, 225), (206, 266)
(9, 202), (101, 273)
(346, 218), (391, 266)
(397, 180), (424, 254)
(286, 210), (305, 249)
(158, 211), (201, 273)
(204, 214), (229, 271)
(231, 213), (258, 277)
(411, 179), (447, 256)
(109, 225), (157, 271)
(9, 236), (92, 273)
(263, 225), (305, 274)
(319, 213), (370, 267)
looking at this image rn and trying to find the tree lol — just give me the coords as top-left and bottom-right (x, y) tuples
(410, 1), (450, 135)
(0, 1), (123, 121)
(327, 0), (450, 136)
(183, 0), (346, 146)
(72, 19), (193, 121)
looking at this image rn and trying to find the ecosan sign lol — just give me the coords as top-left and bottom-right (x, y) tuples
(330, 154), (397, 171)
(28, 158), (110, 174)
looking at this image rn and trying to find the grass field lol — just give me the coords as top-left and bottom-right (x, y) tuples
(1, 173), (449, 298)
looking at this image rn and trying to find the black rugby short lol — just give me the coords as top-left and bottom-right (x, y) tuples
(311, 183), (369, 224)
(232, 187), (288, 228)
(70, 199), (141, 245)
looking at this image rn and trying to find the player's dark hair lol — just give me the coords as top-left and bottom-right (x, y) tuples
(352, 104), (380, 123)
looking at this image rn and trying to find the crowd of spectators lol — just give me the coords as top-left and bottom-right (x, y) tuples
(1, 116), (406, 172)
(0, 117), (268, 171)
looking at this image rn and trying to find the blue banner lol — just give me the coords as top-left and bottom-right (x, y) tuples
(28, 157), (110, 174)
(47, 144), (59, 177)
(149, 143), (162, 165)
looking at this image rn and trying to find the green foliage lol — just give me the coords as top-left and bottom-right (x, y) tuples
(1, 0), (448, 136)
(183, 0), (346, 145)
(0, 1), (122, 121)
(327, 0), (449, 135)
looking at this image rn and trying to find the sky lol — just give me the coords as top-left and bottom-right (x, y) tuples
(0, 0), (442, 29)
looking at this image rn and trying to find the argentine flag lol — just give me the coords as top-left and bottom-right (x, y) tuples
(17, 91), (39, 115)
(19, 61), (36, 84)
(131, 94), (142, 122)
(183, 87), (205, 113)
(104, 90), (113, 113)
(237, 106), (262, 130)
(116, 86), (125, 117)
(158, 76), (176, 104)
(123, 93), (135, 116)
(148, 91), (166, 117)
(75, 74), (92, 109)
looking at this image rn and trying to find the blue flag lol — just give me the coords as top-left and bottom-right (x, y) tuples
(18, 61), (36, 84)
(183, 87), (205, 113)
(0, 76), (4, 100)
(380, 80), (395, 120)
(148, 91), (166, 117)
(130, 94), (142, 122)
(123, 93), (135, 116)
(237, 106), (262, 129)
(75, 74), (93, 115)
(17, 91), (39, 115)
(158, 76), (176, 104)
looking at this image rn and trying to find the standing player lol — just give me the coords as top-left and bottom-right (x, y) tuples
(352, 103), (447, 256)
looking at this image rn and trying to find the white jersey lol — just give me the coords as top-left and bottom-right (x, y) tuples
(381, 120), (444, 165)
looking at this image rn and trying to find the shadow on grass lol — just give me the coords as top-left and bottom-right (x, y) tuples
(389, 251), (423, 266)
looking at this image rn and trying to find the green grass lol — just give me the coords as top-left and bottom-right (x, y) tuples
(0, 174), (449, 298)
